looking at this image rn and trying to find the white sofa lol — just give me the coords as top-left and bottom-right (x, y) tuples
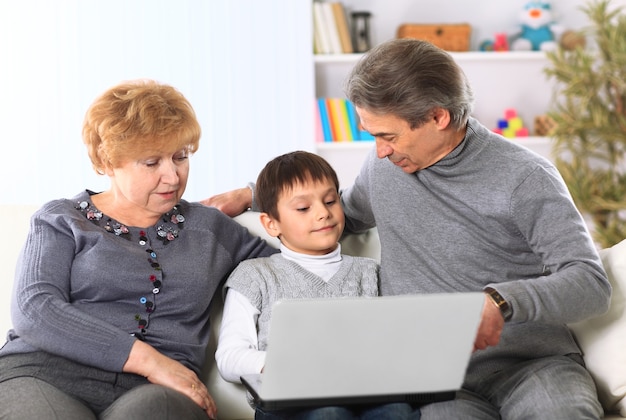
(2, 205), (626, 419)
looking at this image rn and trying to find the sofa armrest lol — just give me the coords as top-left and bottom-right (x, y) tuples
(569, 239), (626, 418)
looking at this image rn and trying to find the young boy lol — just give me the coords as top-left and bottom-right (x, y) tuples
(215, 151), (417, 420)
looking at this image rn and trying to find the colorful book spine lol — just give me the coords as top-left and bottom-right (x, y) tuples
(317, 98), (333, 142)
(326, 98), (342, 141)
(313, 99), (324, 143)
(315, 97), (374, 142)
(344, 100), (359, 140)
(358, 130), (375, 141)
(327, 98), (352, 141)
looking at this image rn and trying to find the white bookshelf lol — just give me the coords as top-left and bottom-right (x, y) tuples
(315, 50), (552, 128)
(314, 50), (555, 186)
(308, 0), (579, 187)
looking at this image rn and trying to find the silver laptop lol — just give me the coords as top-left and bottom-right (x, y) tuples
(240, 292), (484, 411)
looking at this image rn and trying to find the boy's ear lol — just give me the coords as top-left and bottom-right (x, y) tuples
(259, 212), (281, 238)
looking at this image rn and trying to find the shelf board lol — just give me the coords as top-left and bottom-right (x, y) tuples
(316, 136), (551, 150)
(449, 51), (548, 62)
(316, 141), (374, 150)
(314, 53), (365, 64)
(314, 51), (548, 65)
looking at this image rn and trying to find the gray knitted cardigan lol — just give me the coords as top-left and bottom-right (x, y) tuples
(1, 190), (276, 374)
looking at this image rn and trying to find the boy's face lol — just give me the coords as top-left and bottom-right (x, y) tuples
(262, 178), (344, 255)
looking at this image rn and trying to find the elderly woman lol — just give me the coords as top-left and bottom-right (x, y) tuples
(0, 80), (276, 419)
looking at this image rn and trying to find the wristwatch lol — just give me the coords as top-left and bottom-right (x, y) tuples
(484, 287), (513, 321)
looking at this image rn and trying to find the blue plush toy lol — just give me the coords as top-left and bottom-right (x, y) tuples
(511, 1), (563, 51)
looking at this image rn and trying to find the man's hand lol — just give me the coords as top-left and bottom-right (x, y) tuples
(200, 187), (252, 217)
(473, 294), (505, 351)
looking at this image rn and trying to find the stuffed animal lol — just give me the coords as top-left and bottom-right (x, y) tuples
(511, 1), (563, 51)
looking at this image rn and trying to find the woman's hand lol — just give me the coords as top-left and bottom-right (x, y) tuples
(124, 340), (217, 419)
(200, 187), (252, 217)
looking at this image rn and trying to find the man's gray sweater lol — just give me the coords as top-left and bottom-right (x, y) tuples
(340, 117), (611, 386)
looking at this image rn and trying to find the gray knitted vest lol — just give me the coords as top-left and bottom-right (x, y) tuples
(224, 253), (379, 351)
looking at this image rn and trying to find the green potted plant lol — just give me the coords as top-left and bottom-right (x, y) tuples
(544, 0), (626, 248)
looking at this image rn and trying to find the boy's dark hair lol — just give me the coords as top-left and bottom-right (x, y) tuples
(256, 151), (340, 220)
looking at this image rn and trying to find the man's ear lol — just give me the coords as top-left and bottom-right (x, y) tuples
(432, 107), (451, 130)
(259, 212), (281, 238)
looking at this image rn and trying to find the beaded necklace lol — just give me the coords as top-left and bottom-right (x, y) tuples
(76, 200), (185, 341)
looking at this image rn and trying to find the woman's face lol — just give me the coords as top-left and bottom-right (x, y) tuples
(106, 146), (190, 220)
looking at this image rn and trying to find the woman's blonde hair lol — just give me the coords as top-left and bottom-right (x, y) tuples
(82, 79), (201, 174)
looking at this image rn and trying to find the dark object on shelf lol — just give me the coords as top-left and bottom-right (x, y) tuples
(559, 29), (586, 51)
(396, 23), (471, 52)
(533, 114), (557, 136)
(351, 11), (372, 52)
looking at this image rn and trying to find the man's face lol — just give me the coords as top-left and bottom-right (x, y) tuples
(356, 107), (452, 173)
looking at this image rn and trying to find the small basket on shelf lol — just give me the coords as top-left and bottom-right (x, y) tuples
(396, 23), (471, 52)
(533, 114), (557, 137)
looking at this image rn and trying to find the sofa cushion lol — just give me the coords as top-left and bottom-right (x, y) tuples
(569, 239), (626, 416)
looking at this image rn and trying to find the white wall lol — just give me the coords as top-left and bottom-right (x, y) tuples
(0, 0), (314, 206)
(2, 0), (624, 206)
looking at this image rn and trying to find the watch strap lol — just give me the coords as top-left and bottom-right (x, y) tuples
(485, 287), (512, 321)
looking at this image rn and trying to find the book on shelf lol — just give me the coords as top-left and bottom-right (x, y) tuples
(331, 2), (353, 53)
(316, 98), (332, 142)
(313, 99), (325, 143)
(327, 98), (350, 140)
(344, 99), (359, 140)
(315, 97), (373, 142)
(321, 2), (342, 54)
(312, 2), (331, 54)
(312, 1), (353, 54)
